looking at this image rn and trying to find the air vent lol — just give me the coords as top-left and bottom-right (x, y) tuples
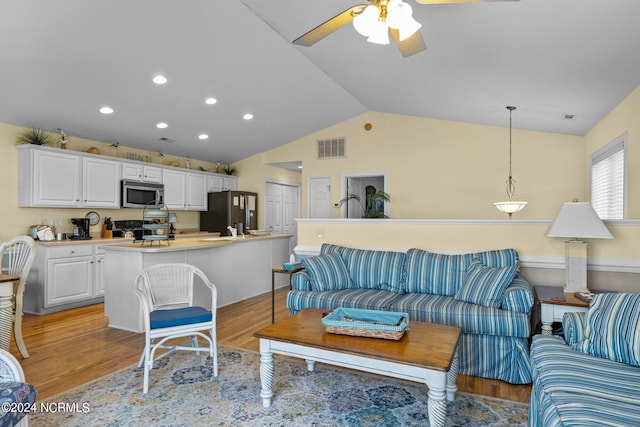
(317, 137), (345, 159)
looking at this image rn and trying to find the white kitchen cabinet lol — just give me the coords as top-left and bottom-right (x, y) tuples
(18, 145), (120, 208)
(122, 163), (162, 183)
(187, 173), (207, 210)
(47, 252), (94, 307)
(207, 174), (237, 192)
(207, 175), (223, 192)
(18, 147), (81, 206)
(82, 157), (121, 207)
(223, 176), (238, 191)
(163, 169), (208, 211)
(23, 240), (132, 314)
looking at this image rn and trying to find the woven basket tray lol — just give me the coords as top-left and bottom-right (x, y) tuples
(321, 308), (409, 340)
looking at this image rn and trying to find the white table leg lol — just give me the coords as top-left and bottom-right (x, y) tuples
(0, 283), (14, 352)
(259, 340), (274, 408)
(427, 384), (447, 427)
(305, 359), (315, 371)
(446, 347), (458, 401)
(541, 321), (553, 335)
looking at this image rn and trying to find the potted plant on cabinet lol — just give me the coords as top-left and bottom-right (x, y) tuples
(16, 127), (52, 146)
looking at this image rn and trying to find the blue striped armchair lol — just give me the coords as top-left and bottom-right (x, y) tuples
(288, 243), (534, 384)
(529, 293), (640, 426)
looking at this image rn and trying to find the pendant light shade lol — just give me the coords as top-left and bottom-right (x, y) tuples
(494, 106), (527, 217)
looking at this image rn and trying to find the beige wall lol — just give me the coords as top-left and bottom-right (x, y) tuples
(261, 111), (585, 220)
(584, 85), (640, 218)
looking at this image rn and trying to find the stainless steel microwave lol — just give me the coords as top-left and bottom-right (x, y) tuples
(121, 180), (164, 208)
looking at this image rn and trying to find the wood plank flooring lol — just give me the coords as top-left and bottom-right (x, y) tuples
(9, 287), (531, 403)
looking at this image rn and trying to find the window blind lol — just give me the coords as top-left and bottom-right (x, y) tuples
(591, 134), (625, 219)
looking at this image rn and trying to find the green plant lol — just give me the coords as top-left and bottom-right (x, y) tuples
(338, 191), (390, 218)
(16, 127), (52, 145)
(221, 164), (236, 175)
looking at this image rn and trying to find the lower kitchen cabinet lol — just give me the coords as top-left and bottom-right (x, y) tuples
(24, 241), (127, 314)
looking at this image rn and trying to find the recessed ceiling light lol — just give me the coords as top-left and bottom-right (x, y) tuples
(205, 97), (217, 105)
(99, 106), (114, 114)
(198, 134), (209, 140)
(243, 113), (254, 120)
(152, 75), (167, 85)
(156, 122), (168, 129)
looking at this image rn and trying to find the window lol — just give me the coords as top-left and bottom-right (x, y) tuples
(591, 133), (626, 219)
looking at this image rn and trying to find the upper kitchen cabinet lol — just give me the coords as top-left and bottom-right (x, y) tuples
(18, 145), (121, 208)
(82, 157), (121, 207)
(122, 163), (162, 183)
(207, 174), (238, 192)
(163, 169), (207, 211)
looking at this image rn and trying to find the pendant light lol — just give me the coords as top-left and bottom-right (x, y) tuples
(494, 106), (527, 217)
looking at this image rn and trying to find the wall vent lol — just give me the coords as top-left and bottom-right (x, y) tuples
(317, 137), (345, 159)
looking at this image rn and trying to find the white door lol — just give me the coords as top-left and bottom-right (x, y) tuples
(346, 178), (363, 218)
(265, 183), (283, 234)
(283, 185), (298, 235)
(308, 177), (332, 218)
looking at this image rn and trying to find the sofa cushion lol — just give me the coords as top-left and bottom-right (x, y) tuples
(341, 247), (406, 294)
(320, 243), (347, 256)
(389, 293), (531, 337)
(473, 248), (519, 269)
(575, 293), (640, 367)
(454, 259), (518, 308)
(403, 249), (468, 296)
(301, 253), (352, 292)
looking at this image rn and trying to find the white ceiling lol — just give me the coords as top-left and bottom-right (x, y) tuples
(1, 0), (640, 165)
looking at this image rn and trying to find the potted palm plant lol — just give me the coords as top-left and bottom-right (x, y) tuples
(339, 189), (390, 218)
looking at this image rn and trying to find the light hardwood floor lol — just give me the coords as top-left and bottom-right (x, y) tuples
(10, 287), (531, 403)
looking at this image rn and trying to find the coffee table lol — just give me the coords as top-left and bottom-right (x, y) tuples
(254, 308), (461, 427)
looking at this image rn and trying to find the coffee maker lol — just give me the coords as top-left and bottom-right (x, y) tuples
(70, 218), (91, 240)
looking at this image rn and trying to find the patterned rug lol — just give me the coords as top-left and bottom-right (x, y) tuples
(31, 345), (528, 426)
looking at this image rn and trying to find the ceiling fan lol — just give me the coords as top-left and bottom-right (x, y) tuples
(293, 0), (518, 58)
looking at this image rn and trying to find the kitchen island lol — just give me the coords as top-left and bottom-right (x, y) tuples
(102, 234), (292, 332)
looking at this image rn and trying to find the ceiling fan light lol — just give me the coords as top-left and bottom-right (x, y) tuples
(398, 16), (422, 41)
(366, 20), (390, 45)
(353, 5), (379, 37)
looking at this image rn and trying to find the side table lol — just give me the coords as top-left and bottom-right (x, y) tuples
(271, 267), (304, 323)
(0, 274), (19, 351)
(534, 285), (589, 335)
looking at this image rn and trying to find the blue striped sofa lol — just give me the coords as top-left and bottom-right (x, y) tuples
(529, 293), (640, 426)
(288, 244), (534, 384)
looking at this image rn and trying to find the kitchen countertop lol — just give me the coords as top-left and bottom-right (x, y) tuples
(33, 231), (222, 246)
(101, 234), (292, 253)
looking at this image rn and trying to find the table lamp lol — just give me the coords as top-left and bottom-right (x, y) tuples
(547, 202), (613, 292)
(167, 212), (178, 237)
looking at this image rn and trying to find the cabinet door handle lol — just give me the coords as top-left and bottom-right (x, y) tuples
(70, 250), (75, 254)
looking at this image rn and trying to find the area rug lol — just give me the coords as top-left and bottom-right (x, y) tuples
(31, 345), (528, 426)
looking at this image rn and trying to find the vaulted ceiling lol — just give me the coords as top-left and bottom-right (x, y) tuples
(1, 0), (639, 164)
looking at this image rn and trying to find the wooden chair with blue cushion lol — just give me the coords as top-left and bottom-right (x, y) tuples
(135, 263), (218, 393)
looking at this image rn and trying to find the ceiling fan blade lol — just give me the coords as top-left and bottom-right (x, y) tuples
(389, 28), (426, 58)
(415, 0), (518, 4)
(293, 4), (368, 47)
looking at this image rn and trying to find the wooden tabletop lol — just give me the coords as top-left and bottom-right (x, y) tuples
(534, 285), (590, 307)
(255, 308), (461, 372)
(0, 274), (18, 283)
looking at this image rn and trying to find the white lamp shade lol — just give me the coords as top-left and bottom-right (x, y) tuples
(547, 202), (613, 239)
(387, 0), (422, 41)
(494, 201), (528, 215)
(366, 20), (390, 45)
(353, 5), (380, 37)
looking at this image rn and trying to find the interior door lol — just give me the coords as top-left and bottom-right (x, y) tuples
(308, 176), (332, 218)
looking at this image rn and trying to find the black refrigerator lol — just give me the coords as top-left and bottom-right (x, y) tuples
(200, 191), (258, 236)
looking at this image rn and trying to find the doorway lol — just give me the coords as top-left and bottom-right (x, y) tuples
(341, 172), (388, 218)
